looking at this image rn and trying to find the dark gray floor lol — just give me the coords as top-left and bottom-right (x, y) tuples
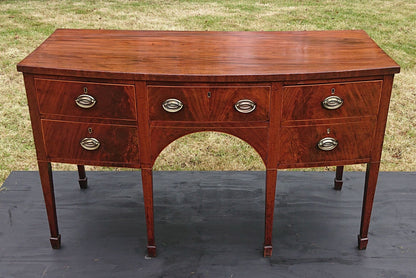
(1, 171), (415, 278)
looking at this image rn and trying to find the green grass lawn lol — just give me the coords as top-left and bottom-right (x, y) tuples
(1, 0), (415, 184)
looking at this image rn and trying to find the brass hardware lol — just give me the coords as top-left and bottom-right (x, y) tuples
(80, 137), (100, 151)
(88, 127), (93, 134)
(327, 128), (331, 134)
(235, 99), (256, 113)
(75, 94), (96, 109)
(322, 95), (343, 110)
(331, 88), (336, 94)
(317, 137), (338, 151)
(207, 91), (211, 98)
(162, 98), (183, 113)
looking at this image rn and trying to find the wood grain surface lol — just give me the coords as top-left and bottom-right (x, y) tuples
(279, 120), (376, 167)
(41, 120), (140, 166)
(35, 78), (137, 120)
(17, 29), (400, 257)
(17, 29), (400, 82)
(148, 85), (270, 122)
(282, 80), (382, 121)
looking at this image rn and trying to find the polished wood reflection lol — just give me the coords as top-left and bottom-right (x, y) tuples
(17, 30), (399, 257)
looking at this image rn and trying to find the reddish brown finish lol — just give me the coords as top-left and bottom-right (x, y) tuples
(279, 121), (375, 167)
(358, 162), (380, 249)
(370, 75), (395, 162)
(41, 120), (140, 165)
(263, 83), (281, 257)
(148, 85), (270, 122)
(38, 161), (61, 249)
(150, 127), (269, 166)
(141, 168), (156, 257)
(17, 30), (400, 257)
(135, 81), (152, 169)
(264, 169), (278, 257)
(17, 29), (399, 82)
(266, 82), (282, 169)
(282, 80), (382, 122)
(35, 78), (137, 120)
(23, 74), (47, 161)
(358, 75), (395, 249)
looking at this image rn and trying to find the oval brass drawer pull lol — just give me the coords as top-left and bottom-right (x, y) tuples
(322, 95), (343, 110)
(317, 137), (338, 151)
(162, 98), (183, 113)
(80, 137), (100, 151)
(235, 99), (256, 113)
(75, 94), (96, 109)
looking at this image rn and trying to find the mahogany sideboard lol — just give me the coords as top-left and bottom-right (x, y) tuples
(17, 29), (400, 257)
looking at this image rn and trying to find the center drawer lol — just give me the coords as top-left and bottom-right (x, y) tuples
(148, 85), (270, 122)
(41, 120), (140, 165)
(35, 79), (136, 120)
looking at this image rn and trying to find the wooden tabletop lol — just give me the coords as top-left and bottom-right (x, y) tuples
(17, 29), (400, 82)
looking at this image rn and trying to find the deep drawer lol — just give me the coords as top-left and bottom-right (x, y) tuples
(279, 121), (376, 166)
(282, 80), (382, 121)
(41, 120), (139, 164)
(148, 86), (270, 122)
(35, 79), (136, 120)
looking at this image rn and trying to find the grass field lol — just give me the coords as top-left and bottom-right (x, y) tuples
(1, 0), (415, 184)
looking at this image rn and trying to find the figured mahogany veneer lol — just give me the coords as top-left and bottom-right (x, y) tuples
(282, 80), (382, 122)
(17, 29), (400, 258)
(279, 121), (376, 167)
(42, 120), (140, 166)
(35, 78), (137, 120)
(148, 85), (270, 122)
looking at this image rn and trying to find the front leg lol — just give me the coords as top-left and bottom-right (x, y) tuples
(358, 162), (380, 249)
(141, 168), (156, 257)
(38, 161), (61, 249)
(264, 169), (278, 257)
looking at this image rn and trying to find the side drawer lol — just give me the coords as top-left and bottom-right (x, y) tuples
(148, 86), (270, 122)
(279, 121), (375, 166)
(41, 120), (139, 164)
(282, 80), (382, 121)
(35, 79), (136, 120)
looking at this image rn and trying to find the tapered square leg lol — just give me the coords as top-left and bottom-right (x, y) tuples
(334, 166), (344, 190)
(77, 165), (88, 189)
(263, 169), (278, 257)
(38, 161), (61, 249)
(141, 168), (156, 257)
(358, 162), (380, 250)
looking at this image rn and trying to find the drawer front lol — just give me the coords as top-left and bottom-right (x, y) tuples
(35, 79), (136, 120)
(42, 120), (139, 164)
(148, 86), (270, 122)
(279, 121), (375, 165)
(282, 80), (382, 121)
